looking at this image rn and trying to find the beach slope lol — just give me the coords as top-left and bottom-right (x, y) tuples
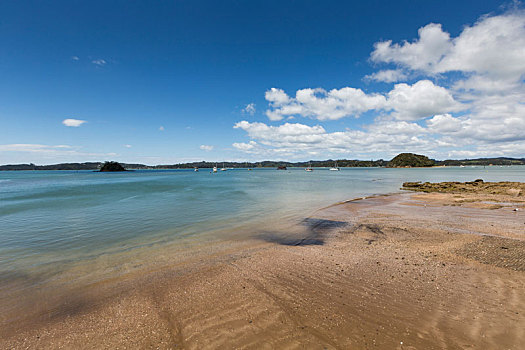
(2, 182), (524, 349)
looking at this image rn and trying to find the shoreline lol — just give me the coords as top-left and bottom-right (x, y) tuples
(2, 164), (525, 173)
(2, 185), (525, 348)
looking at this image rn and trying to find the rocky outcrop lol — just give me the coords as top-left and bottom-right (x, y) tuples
(99, 161), (126, 172)
(402, 180), (524, 196)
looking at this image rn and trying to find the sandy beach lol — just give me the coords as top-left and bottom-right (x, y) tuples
(2, 183), (524, 349)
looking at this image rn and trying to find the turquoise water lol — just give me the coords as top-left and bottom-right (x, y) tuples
(1, 166), (524, 295)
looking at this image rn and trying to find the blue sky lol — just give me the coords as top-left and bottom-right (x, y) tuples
(1, 0), (524, 164)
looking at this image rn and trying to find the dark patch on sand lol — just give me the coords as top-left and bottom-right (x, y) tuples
(256, 232), (325, 246)
(347, 223), (386, 245)
(301, 218), (348, 233)
(456, 236), (525, 271)
(257, 218), (347, 246)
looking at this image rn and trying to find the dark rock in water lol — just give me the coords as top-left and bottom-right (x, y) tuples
(277, 166), (287, 170)
(99, 161), (126, 172)
(402, 181), (422, 188)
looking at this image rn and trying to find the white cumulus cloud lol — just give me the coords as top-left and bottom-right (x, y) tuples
(232, 141), (257, 152)
(200, 145), (214, 151)
(366, 120), (426, 136)
(386, 80), (461, 121)
(242, 103), (256, 115)
(264, 80), (460, 122)
(365, 69), (407, 83)
(426, 114), (463, 133)
(371, 23), (452, 73)
(62, 118), (87, 127)
(92, 59), (107, 66)
(265, 87), (387, 121)
(371, 9), (525, 87)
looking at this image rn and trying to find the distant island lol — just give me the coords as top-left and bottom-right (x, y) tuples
(99, 161), (127, 172)
(388, 153), (435, 168)
(1, 154), (524, 171)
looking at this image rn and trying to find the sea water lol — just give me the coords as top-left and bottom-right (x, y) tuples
(1, 166), (524, 317)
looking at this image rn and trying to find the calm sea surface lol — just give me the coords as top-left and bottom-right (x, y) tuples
(1, 166), (524, 303)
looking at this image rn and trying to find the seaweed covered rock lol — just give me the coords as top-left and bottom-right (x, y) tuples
(389, 153), (435, 167)
(99, 161), (126, 172)
(402, 180), (524, 196)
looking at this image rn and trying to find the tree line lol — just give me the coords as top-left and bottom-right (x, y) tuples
(1, 154), (524, 171)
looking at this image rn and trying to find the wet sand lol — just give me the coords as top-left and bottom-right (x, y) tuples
(1, 188), (524, 349)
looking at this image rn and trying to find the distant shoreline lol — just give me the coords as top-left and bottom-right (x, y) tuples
(1, 165), (523, 171)
(1, 157), (524, 171)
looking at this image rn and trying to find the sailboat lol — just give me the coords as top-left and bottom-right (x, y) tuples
(305, 162), (313, 172)
(220, 162), (227, 171)
(329, 161), (340, 171)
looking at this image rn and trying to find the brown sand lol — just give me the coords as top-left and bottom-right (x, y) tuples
(1, 189), (524, 349)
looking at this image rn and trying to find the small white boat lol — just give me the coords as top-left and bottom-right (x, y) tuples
(213, 164), (218, 173)
(305, 162), (313, 172)
(329, 161), (340, 171)
(194, 167), (199, 172)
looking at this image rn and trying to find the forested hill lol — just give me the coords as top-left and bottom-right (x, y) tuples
(1, 156), (524, 170)
(438, 157), (525, 166)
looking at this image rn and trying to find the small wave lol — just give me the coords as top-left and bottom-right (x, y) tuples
(117, 195), (140, 202)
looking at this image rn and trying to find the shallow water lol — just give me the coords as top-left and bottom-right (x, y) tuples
(1, 166), (524, 307)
